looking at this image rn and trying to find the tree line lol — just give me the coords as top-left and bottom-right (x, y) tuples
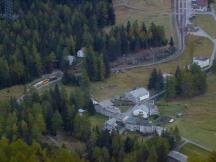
(166, 64), (207, 99)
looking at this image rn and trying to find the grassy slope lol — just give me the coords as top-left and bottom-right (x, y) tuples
(180, 143), (210, 162)
(91, 35), (213, 100)
(166, 75), (216, 149)
(192, 15), (216, 38)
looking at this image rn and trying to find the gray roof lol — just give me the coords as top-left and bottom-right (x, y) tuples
(128, 88), (149, 98)
(168, 151), (188, 162)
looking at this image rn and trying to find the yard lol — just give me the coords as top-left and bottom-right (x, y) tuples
(91, 35), (213, 100)
(180, 143), (210, 162)
(192, 15), (216, 38)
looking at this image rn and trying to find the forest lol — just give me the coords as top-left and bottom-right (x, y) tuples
(0, 0), (169, 88)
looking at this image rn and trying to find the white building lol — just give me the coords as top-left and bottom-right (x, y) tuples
(192, 56), (210, 68)
(125, 88), (150, 103)
(77, 48), (85, 58)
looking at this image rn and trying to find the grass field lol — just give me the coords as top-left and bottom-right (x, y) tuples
(113, 0), (175, 39)
(91, 35), (213, 100)
(0, 85), (25, 102)
(192, 15), (216, 38)
(165, 74), (216, 150)
(180, 143), (210, 162)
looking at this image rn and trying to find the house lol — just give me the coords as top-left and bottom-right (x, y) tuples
(77, 48), (85, 58)
(192, 56), (210, 68)
(192, 0), (208, 12)
(168, 151), (188, 162)
(125, 88), (150, 103)
(104, 118), (118, 132)
(66, 55), (76, 65)
(94, 100), (121, 118)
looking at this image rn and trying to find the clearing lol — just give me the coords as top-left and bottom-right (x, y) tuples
(0, 85), (25, 102)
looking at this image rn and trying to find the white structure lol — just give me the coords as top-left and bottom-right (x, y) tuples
(193, 56), (210, 68)
(66, 55), (76, 65)
(125, 88), (150, 103)
(94, 100), (121, 118)
(77, 48), (85, 58)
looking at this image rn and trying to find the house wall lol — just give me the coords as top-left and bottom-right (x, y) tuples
(193, 59), (210, 68)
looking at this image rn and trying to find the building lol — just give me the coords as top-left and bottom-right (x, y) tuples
(94, 100), (121, 118)
(66, 55), (76, 65)
(192, 56), (210, 68)
(192, 0), (208, 12)
(132, 102), (159, 119)
(77, 48), (85, 58)
(125, 88), (150, 103)
(104, 118), (118, 132)
(168, 151), (188, 162)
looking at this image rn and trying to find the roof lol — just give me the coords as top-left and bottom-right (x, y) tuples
(197, 0), (208, 6)
(128, 88), (149, 98)
(78, 109), (86, 113)
(100, 100), (114, 107)
(168, 151), (188, 162)
(193, 56), (209, 61)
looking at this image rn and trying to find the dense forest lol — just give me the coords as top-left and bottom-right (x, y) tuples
(0, 0), (169, 88)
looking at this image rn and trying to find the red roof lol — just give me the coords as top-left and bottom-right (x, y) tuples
(197, 0), (208, 6)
